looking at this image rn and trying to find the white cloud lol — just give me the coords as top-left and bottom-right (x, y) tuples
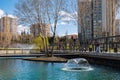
(48, 11), (78, 27)
(59, 33), (78, 37)
(61, 17), (72, 21)
(7, 14), (17, 18)
(71, 12), (78, 20)
(0, 9), (17, 18)
(17, 25), (30, 34)
(51, 23), (55, 27)
(60, 22), (67, 25)
(0, 9), (25, 35)
(51, 21), (68, 26)
(0, 9), (4, 18)
(60, 11), (77, 21)
(60, 11), (71, 17)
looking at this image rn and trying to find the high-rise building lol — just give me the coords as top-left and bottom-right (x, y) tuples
(105, 0), (117, 37)
(30, 23), (50, 38)
(0, 16), (18, 46)
(78, 0), (117, 43)
(9, 17), (18, 41)
(95, 0), (117, 37)
(78, 0), (92, 43)
(93, 0), (117, 37)
(115, 19), (120, 35)
(92, 0), (102, 38)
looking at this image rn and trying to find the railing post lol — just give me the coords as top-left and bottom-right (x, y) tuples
(14, 49), (16, 54)
(114, 43), (118, 53)
(22, 49), (23, 54)
(6, 49), (7, 54)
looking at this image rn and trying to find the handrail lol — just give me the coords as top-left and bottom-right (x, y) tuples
(0, 49), (41, 54)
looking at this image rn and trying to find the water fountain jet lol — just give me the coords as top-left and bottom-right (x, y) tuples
(62, 58), (93, 71)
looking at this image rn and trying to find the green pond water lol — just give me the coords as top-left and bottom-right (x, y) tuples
(0, 58), (120, 80)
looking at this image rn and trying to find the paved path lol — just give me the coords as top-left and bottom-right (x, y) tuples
(0, 51), (120, 60)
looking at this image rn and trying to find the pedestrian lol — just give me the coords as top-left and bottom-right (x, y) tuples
(83, 47), (86, 52)
(89, 42), (92, 52)
(95, 41), (100, 53)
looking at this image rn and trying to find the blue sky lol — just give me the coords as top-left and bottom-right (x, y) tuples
(0, 0), (120, 36)
(0, 0), (18, 14)
(0, 0), (78, 36)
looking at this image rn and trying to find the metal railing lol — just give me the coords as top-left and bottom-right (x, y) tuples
(0, 49), (41, 54)
(79, 35), (120, 53)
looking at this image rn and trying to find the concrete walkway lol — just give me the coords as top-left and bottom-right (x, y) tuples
(0, 51), (120, 60)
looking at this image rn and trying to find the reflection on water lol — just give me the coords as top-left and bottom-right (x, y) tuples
(0, 59), (120, 80)
(62, 67), (93, 72)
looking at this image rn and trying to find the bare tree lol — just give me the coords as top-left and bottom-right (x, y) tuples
(15, 0), (67, 56)
(66, 0), (91, 49)
(66, 0), (78, 24)
(44, 0), (67, 56)
(15, 0), (50, 52)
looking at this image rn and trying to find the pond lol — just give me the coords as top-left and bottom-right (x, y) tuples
(0, 58), (120, 80)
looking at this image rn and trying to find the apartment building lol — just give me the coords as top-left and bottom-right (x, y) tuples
(115, 19), (120, 35)
(78, 0), (117, 42)
(30, 23), (50, 38)
(0, 16), (18, 46)
(78, 0), (92, 43)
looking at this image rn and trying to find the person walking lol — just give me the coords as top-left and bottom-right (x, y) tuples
(95, 41), (100, 53)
